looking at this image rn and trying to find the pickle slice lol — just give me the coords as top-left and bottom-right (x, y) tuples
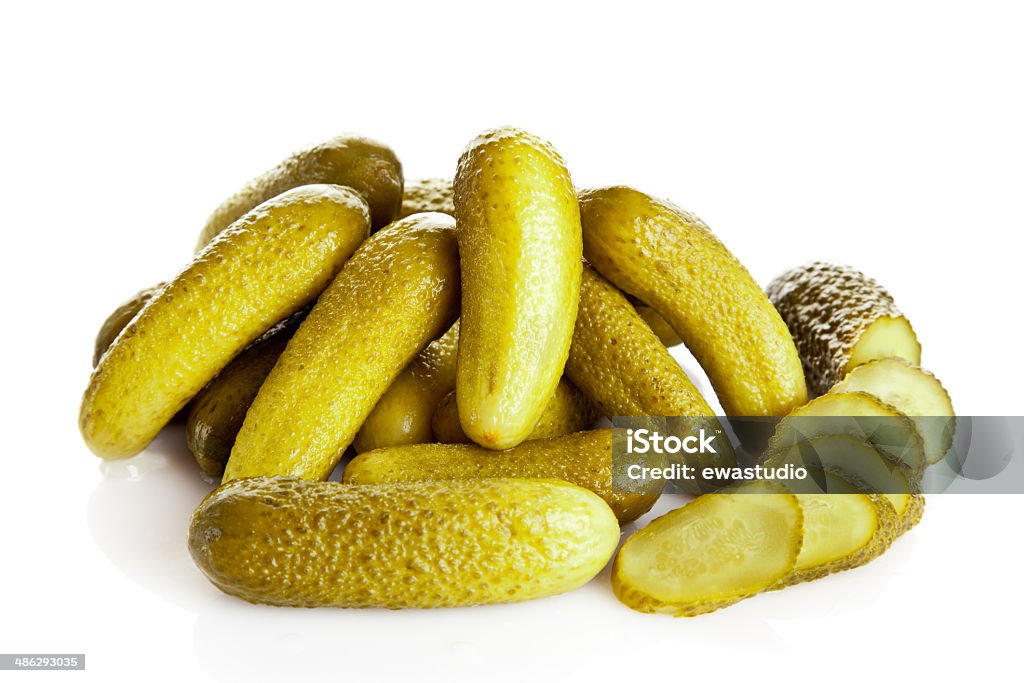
(768, 391), (926, 474)
(832, 358), (955, 465)
(612, 481), (802, 616)
(776, 473), (898, 588)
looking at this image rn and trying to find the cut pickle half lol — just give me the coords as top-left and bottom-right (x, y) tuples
(832, 358), (955, 465)
(766, 262), (921, 395)
(768, 391), (926, 474)
(612, 481), (802, 617)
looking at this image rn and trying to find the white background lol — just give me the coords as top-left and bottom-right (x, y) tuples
(1, 1), (1022, 681)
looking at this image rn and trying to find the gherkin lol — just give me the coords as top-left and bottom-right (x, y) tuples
(579, 186), (807, 418)
(196, 135), (402, 248)
(345, 429), (659, 523)
(81, 185), (371, 459)
(189, 477), (620, 608)
(224, 212), (460, 482)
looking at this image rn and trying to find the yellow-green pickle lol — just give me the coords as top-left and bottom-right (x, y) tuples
(345, 429), (661, 523)
(81, 184), (371, 459)
(579, 186), (807, 417)
(454, 127), (582, 450)
(189, 477), (620, 608)
(767, 261), (921, 395)
(224, 212), (460, 482)
(196, 135), (403, 247)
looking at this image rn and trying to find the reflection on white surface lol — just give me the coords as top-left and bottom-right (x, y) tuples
(87, 424), (798, 683)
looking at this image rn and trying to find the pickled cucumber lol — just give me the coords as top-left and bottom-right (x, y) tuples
(399, 177), (454, 218)
(345, 429), (659, 523)
(579, 186), (806, 417)
(189, 477), (620, 608)
(455, 127), (582, 450)
(566, 265), (735, 487)
(767, 262), (922, 395)
(196, 135), (402, 248)
(352, 321), (460, 453)
(431, 378), (599, 444)
(81, 185), (371, 459)
(832, 358), (955, 464)
(612, 481), (803, 616)
(567, 266), (714, 419)
(186, 311), (306, 479)
(224, 212), (460, 482)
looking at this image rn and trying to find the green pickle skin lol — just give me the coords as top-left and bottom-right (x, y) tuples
(196, 135), (403, 248)
(189, 477), (620, 608)
(579, 186), (807, 417)
(186, 311), (307, 479)
(224, 212), (460, 482)
(346, 429), (660, 523)
(80, 185), (371, 459)
(92, 284), (165, 367)
(454, 127), (583, 450)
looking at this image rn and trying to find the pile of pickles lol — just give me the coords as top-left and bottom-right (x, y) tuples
(82, 128), (952, 616)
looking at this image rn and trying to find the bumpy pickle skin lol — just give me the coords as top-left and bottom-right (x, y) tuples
(896, 494), (925, 536)
(186, 311), (306, 479)
(80, 185), (371, 459)
(224, 212), (460, 482)
(399, 177), (454, 218)
(633, 303), (683, 348)
(612, 482), (803, 616)
(567, 266), (735, 489)
(345, 428), (659, 523)
(431, 378), (599, 444)
(188, 477), (620, 608)
(352, 321), (461, 453)
(454, 127), (583, 450)
(766, 261), (921, 395)
(92, 283), (165, 367)
(578, 186), (807, 418)
(567, 265), (715, 419)
(196, 135), (402, 248)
